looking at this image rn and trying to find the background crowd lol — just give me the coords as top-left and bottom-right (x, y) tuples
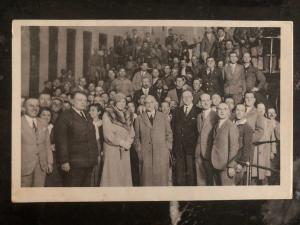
(21, 27), (280, 187)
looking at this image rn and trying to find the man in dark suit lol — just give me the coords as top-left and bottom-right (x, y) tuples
(195, 94), (218, 186)
(201, 57), (224, 96)
(55, 91), (99, 187)
(233, 104), (254, 185)
(167, 75), (186, 106)
(152, 79), (168, 106)
(133, 77), (155, 107)
(172, 90), (201, 186)
(211, 103), (239, 186)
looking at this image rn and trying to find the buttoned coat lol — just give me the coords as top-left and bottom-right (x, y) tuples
(21, 116), (53, 176)
(134, 111), (173, 186)
(54, 108), (98, 168)
(211, 119), (239, 170)
(200, 67), (224, 96)
(224, 64), (246, 96)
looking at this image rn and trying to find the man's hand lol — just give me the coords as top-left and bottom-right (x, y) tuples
(47, 164), (53, 174)
(227, 167), (236, 177)
(270, 152), (276, 160)
(61, 162), (71, 172)
(251, 87), (259, 92)
(235, 164), (243, 173)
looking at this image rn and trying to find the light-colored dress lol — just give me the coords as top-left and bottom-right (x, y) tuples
(100, 110), (135, 187)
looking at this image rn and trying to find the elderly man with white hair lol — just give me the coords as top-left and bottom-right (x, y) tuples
(134, 95), (173, 186)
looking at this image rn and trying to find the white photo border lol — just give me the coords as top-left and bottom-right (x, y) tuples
(12, 20), (293, 202)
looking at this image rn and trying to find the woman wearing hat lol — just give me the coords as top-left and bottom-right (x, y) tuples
(100, 93), (135, 186)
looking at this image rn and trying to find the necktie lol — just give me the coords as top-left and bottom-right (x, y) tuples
(80, 111), (87, 121)
(149, 114), (154, 125)
(184, 106), (188, 116)
(32, 120), (37, 133)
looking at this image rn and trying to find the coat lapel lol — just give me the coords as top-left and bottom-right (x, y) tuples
(142, 112), (153, 128)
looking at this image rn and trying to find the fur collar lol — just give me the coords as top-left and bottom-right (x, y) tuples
(105, 106), (134, 131)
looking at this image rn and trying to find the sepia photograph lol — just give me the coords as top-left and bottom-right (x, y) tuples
(11, 20), (293, 202)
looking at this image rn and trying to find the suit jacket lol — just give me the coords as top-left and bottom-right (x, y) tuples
(200, 67), (224, 96)
(211, 119), (239, 170)
(54, 108), (98, 168)
(21, 116), (53, 176)
(244, 64), (266, 91)
(134, 111), (173, 186)
(152, 88), (168, 105)
(133, 88), (155, 107)
(235, 122), (254, 163)
(224, 64), (246, 95)
(172, 105), (201, 155)
(195, 110), (219, 160)
(245, 107), (264, 142)
(167, 88), (183, 106)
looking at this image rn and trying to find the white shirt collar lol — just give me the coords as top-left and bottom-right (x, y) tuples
(72, 106), (85, 117)
(233, 118), (247, 125)
(147, 110), (155, 117)
(142, 87), (149, 94)
(184, 104), (193, 114)
(24, 114), (37, 128)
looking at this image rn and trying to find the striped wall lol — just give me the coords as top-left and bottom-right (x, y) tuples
(21, 26), (206, 97)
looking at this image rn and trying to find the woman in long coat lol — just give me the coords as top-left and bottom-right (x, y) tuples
(100, 93), (135, 187)
(134, 95), (173, 186)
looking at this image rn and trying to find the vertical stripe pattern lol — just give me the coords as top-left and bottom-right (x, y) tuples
(48, 26), (59, 81)
(29, 26), (40, 97)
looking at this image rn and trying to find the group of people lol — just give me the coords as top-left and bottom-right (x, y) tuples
(21, 27), (280, 187)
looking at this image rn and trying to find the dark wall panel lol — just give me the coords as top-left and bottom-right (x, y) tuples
(83, 31), (92, 78)
(48, 26), (59, 81)
(29, 26), (40, 97)
(66, 28), (76, 75)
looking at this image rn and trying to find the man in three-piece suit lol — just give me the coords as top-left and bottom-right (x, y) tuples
(21, 98), (53, 187)
(134, 95), (173, 186)
(133, 77), (155, 107)
(211, 103), (239, 186)
(172, 90), (201, 186)
(195, 94), (218, 186)
(224, 51), (246, 104)
(55, 91), (99, 187)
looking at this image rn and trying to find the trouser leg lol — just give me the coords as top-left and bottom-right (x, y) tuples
(32, 163), (46, 187)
